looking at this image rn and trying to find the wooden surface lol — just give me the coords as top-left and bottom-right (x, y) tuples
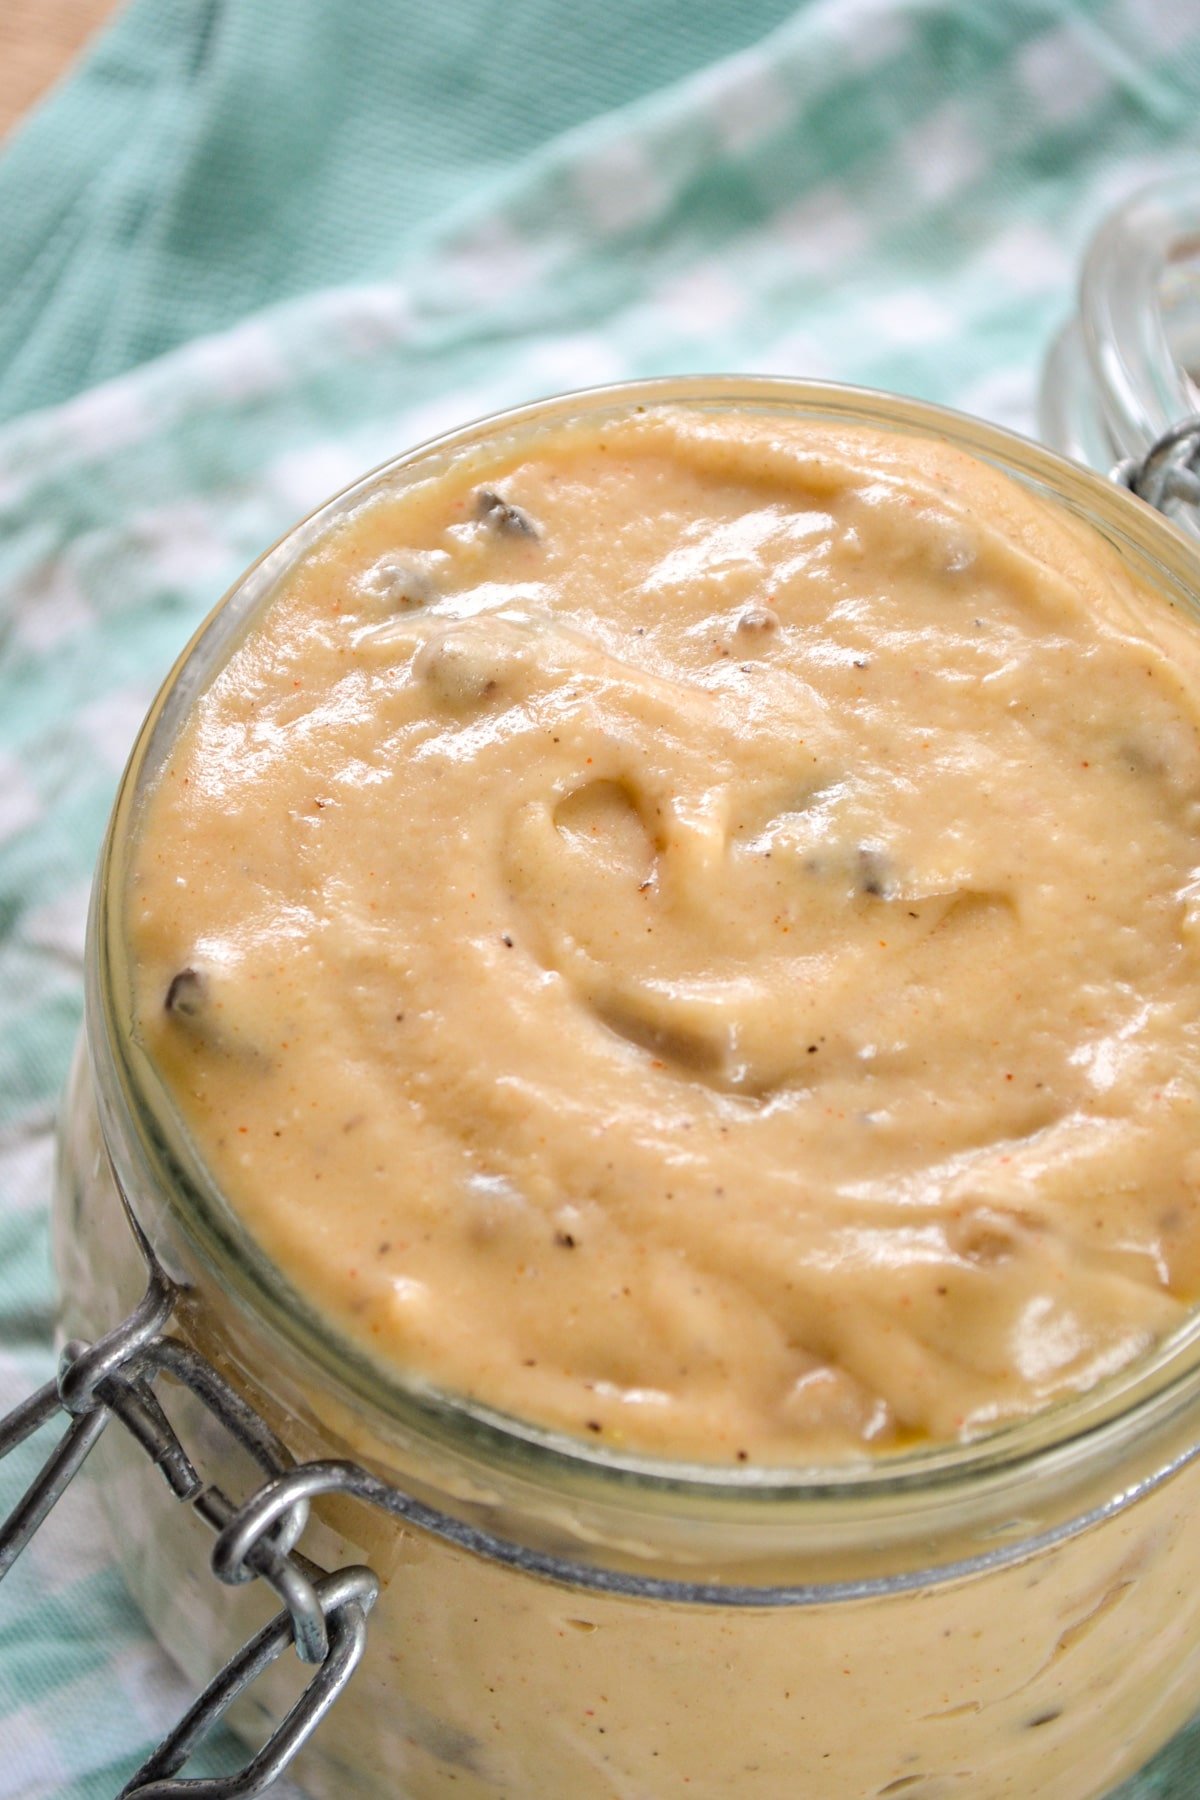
(0, 0), (126, 138)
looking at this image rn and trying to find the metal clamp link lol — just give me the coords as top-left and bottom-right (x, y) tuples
(1112, 413), (1200, 514)
(0, 1263), (379, 1799)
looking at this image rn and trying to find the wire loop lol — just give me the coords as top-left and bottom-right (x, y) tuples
(1112, 414), (1200, 514)
(0, 1258), (379, 1793)
(117, 1567), (378, 1800)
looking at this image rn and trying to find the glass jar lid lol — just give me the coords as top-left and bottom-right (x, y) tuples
(1040, 170), (1200, 533)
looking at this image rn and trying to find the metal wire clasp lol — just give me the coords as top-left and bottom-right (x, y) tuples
(1112, 413), (1200, 514)
(0, 1250), (379, 1798)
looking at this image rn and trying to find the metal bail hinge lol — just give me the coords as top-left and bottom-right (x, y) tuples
(0, 1262), (379, 1799)
(1112, 413), (1200, 515)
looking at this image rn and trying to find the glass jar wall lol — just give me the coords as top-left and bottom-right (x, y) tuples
(56, 379), (1200, 1799)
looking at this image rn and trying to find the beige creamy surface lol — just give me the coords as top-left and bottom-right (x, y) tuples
(55, 1049), (1200, 1800)
(126, 407), (1200, 1463)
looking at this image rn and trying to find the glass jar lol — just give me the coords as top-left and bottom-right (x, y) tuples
(53, 378), (1200, 1800)
(1039, 171), (1200, 521)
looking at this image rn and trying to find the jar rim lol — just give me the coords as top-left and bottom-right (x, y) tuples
(90, 372), (1200, 1510)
